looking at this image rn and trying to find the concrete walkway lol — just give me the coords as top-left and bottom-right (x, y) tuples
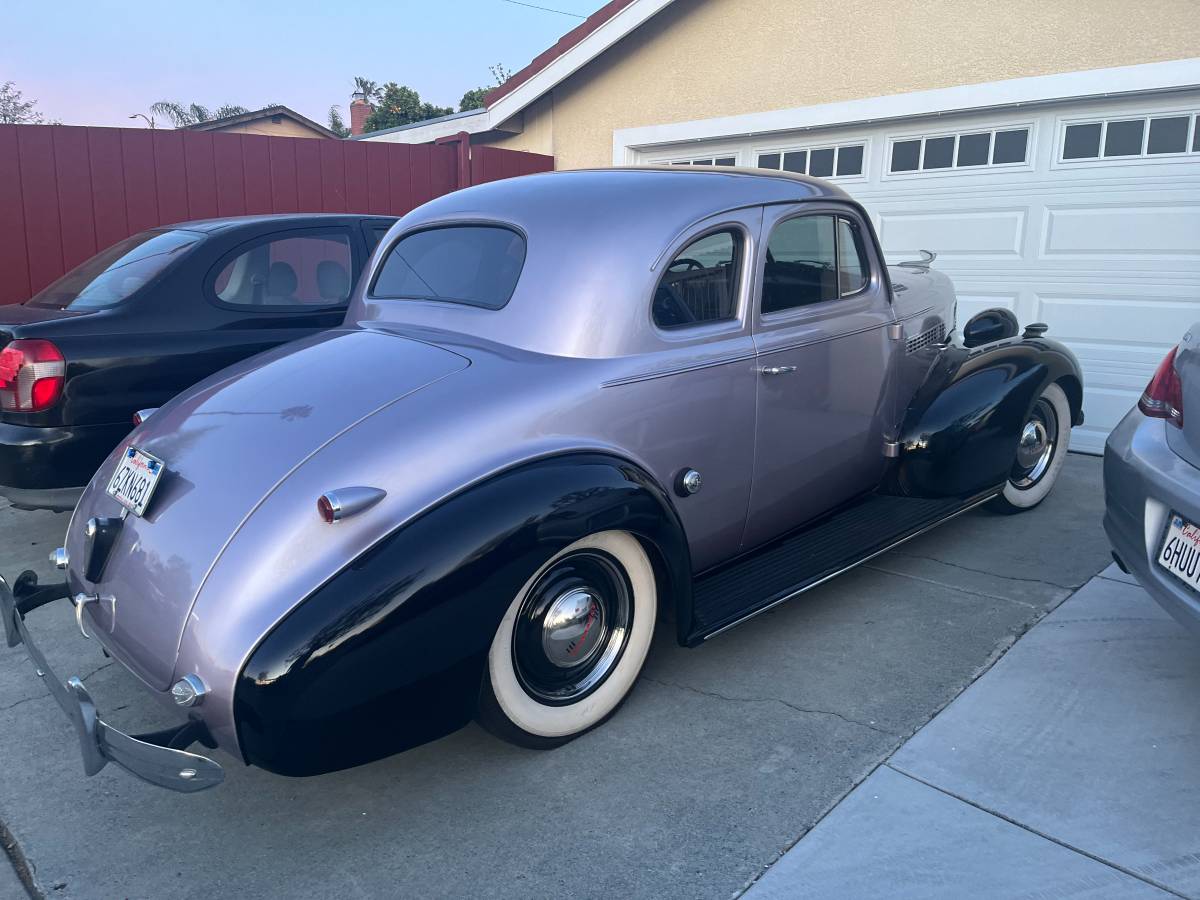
(745, 567), (1200, 899)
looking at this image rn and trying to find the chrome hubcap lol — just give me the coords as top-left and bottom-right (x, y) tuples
(542, 588), (605, 668)
(512, 550), (633, 705)
(1010, 398), (1058, 489)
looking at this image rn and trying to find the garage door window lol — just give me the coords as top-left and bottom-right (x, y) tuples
(888, 127), (1030, 173)
(661, 155), (737, 166)
(1062, 113), (1199, 161)
(756, 143), (865, 178)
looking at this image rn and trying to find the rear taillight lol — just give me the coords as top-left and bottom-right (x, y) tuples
(1139, 346), (1184, 427)
(0, 339), (65, 412)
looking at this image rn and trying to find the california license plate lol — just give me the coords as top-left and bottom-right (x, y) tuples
(1158, 513), (1200, 591)
(105, 447), (165, 517)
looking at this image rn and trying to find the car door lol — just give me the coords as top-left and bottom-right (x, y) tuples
(741, 203), (899, 551)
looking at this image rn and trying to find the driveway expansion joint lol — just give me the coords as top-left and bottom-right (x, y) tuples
(884, 763), (1193, 900)
(642, 676), (897, 736)
(887, 551), (1081, 592)
(863, 563), (1043, 609)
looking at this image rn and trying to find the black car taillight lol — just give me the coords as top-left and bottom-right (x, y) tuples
(0, 339), (66, 412)
(1139, 346), (1183, 428)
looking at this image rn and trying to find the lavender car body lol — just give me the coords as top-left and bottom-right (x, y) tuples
(2, 169), (1084, 791)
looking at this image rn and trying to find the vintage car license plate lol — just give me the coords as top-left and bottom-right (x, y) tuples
(105, 447), (165, 517)
(1158, 513), (1200, 591)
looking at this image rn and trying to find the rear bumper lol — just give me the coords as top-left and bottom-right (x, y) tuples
(1103, 409), (1200, 638)
(0, 571), (224, 793)
(0, 421), (130, 495)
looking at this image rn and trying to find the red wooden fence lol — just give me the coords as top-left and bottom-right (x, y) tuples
(0, 124), (553, 305)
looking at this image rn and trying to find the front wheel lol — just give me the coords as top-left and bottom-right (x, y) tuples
(991, 382), (1072, 514)
(477, 530), (657, 749)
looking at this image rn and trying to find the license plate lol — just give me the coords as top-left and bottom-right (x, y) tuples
(1158, 513), (1200, 591)
(105, 447), (165, 517)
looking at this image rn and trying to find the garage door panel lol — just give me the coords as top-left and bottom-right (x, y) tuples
(1043, 203), (1200, 257)
(1072, 386), (1144, 453)
(954, 291), (1018, 323)
(877, 209), (1026, 259)
(1037, 293), (1197, 345)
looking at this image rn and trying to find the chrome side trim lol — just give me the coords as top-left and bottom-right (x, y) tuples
(601, 352), (756, 388)
(702, 492), (1000, 640)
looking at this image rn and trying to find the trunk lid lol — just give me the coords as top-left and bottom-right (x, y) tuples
(66, 328), (469, 689)
(1166, 331), (1200, 470)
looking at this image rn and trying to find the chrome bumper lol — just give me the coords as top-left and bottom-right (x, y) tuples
(0, 572), (224, 793)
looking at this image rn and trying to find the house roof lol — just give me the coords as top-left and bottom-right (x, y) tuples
(357, 0), (679, 143)
(483, 0), (639, 106)
(187, 105), (339, 139)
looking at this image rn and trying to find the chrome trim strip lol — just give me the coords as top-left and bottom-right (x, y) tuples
(602, 352), (757, 387)
(702, 492), (1000, 641)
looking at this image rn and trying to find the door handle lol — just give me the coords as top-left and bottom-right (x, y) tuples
(760, 365), (797, 376)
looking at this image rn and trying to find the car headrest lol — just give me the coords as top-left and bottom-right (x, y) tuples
(316, 260), (350, 301)
(266, 262), (298, 300)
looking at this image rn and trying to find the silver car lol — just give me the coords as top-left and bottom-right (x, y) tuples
(2, 168), (1084, 792)
(1105, 327), (1200, 636)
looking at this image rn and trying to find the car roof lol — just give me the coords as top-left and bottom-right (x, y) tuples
(160, 213), (398, 234)
(353, 167), (864, 360)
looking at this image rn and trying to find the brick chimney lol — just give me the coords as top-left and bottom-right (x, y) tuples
(349, 90), (374, 136)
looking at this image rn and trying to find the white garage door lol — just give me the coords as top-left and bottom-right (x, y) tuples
(641, 91), (1200, 453)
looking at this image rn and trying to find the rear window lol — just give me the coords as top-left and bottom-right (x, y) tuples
(370, 225), (525, 310)
(26, 230), (200, 310)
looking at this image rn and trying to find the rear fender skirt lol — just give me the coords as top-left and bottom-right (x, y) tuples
(887, 336), (1084, 499)
(234, 453), (690, 777)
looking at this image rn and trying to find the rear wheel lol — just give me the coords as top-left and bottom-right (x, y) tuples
(992, 382), (1072, 514)
(477, 531), (657, 749)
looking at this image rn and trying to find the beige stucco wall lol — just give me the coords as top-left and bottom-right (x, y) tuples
(477, 0), (1200, 169)
(209, 118), (328, 139)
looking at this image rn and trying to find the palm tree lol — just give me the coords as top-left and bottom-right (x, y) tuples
(149, 101), (250, 128)
(352, 77), (379, 101)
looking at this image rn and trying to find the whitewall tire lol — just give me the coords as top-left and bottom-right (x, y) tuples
(992, 382), (1072, 513)
(478, 530), (657, 748)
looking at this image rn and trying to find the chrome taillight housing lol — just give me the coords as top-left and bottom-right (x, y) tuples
(0, 339), (66, 412)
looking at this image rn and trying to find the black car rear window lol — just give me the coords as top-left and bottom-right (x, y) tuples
(25, 229), (200, 310)
(370, 225), (525, 310)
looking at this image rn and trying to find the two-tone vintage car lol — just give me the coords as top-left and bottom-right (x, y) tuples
(1, 168), (1083, 792)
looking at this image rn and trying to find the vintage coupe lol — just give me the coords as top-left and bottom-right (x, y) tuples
(0, 213), (395, 512)
(1, 169), (1084, 792)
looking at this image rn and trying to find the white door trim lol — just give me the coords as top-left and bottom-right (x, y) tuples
(612, 58), (1200, 164)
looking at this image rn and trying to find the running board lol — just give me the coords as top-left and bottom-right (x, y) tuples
(687, 491), (997, 643)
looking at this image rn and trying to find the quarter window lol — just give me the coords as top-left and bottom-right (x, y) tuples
(889, 127), (1030, 172)
(213, 232), (353, 307)
(756, 143), (865, 178)
(761, 214), (871, 314)
(1061, 112), (1200, 161)
(652, 230), (742, 329)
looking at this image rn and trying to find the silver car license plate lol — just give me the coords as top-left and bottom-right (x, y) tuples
(105, 447), (165, 517)
(1157, 513), (1200, 591)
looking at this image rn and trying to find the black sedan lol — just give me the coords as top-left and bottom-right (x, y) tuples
(0, 213), (395, 511)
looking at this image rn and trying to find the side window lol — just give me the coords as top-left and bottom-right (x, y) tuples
(213, 231), (354, 308)
(762, 214), (872, 314)
(652, 229), (742, 329)
(837, 217), (870, 295)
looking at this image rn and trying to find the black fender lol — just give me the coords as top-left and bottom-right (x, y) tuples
(887, 335), (1084, 499)
(233, 452), (690, 777)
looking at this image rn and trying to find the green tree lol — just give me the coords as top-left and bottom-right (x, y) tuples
(327, 105), (350, 138)
(150, 101), (251, 128)
(363, 82), (453, 132)
(353, 77), (379, 101)
(0, 81), (51, 124)
(458, 63), (513, 112)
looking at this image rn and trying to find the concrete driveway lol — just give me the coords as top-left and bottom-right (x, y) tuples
(0, 455), (1110, 899)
